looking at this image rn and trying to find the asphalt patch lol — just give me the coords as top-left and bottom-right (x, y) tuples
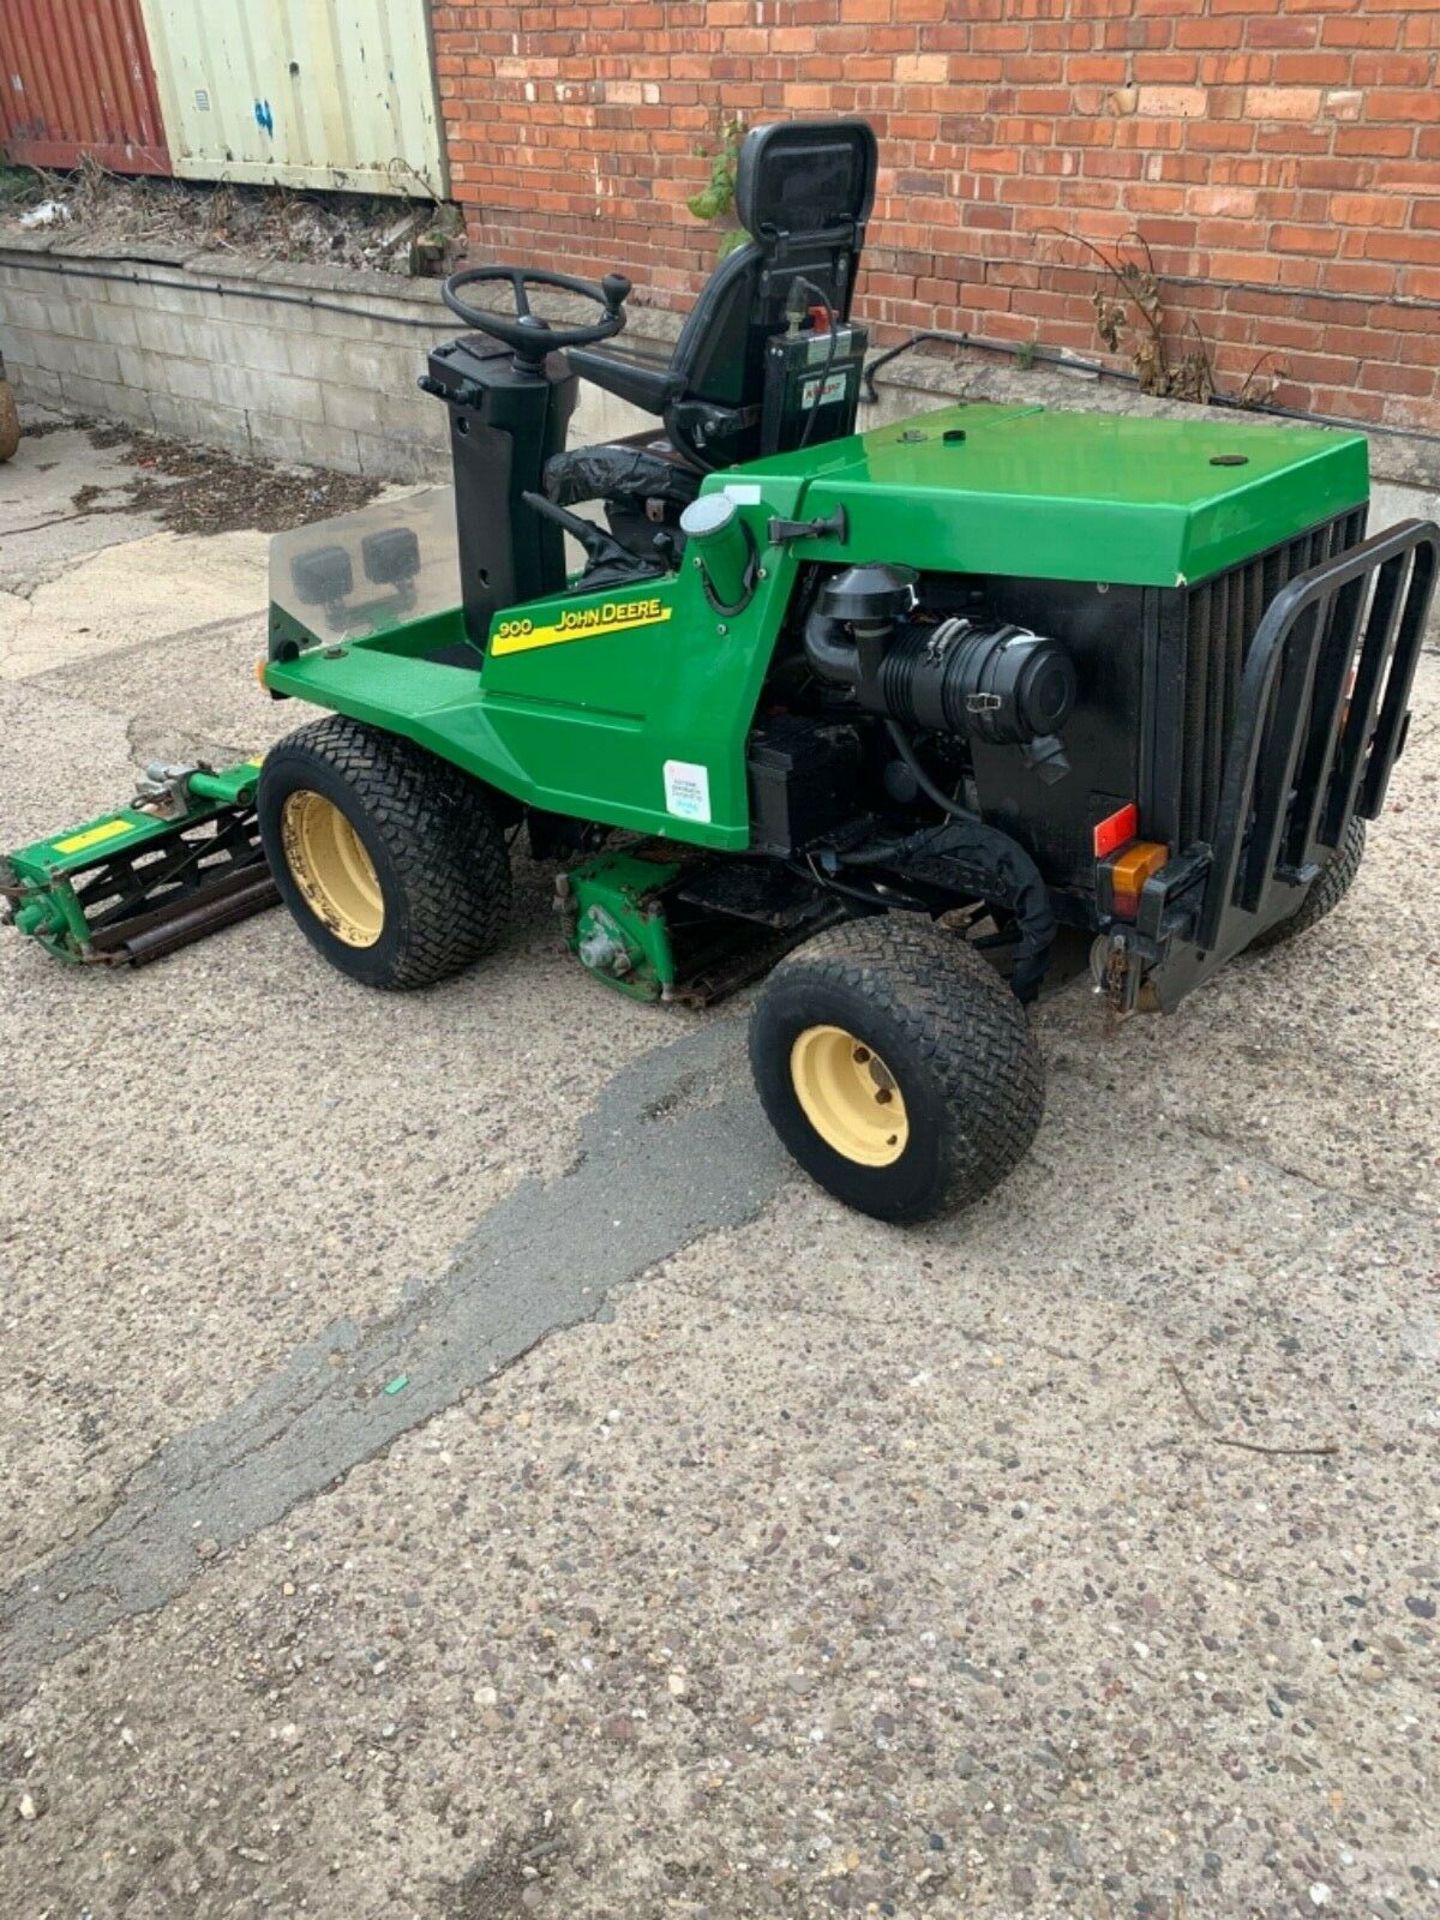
(0, 1015), (786, 1710)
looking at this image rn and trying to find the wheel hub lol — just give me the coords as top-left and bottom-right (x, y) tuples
(789, 1024), (910, 1167)
(280, 789), (384, 948)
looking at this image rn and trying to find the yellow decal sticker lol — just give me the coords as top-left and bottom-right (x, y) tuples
(53, 818), (134, 855)
(491, 597), (672, 656)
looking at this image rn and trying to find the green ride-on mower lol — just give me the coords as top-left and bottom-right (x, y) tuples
(6, 121), (1436, 1222)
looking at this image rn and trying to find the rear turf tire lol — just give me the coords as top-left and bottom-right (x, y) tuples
(749, 917), (1044, 1224)
(1249, 817), (1365, 953)
(258, 715), (511, 989)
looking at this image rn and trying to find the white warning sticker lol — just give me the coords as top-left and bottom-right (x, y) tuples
(663, 759), (712, 824)
(801, 371), (850, 410)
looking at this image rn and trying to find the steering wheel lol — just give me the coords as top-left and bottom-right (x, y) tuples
(442, 265), (630, 363)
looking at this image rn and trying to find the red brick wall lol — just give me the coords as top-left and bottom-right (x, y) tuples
(432, 1), (1440, 432)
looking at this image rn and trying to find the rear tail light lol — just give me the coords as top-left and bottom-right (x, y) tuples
(1104, 840), (1170, 919)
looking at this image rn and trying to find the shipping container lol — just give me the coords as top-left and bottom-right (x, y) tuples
(137, 0), (446, 198)
(0, 0), (170, 175)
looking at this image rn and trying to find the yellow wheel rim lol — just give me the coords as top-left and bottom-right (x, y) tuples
(789, 1024), (910, 1167)
(280, 789), (384, 948)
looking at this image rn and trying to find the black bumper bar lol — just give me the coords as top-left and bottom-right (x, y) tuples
(1128, 517), (1438, 1009)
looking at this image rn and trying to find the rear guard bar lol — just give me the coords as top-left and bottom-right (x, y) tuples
(1137, 517), (1438, 1006)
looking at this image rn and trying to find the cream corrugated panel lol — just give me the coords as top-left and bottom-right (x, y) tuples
(138, 0), (445, 196)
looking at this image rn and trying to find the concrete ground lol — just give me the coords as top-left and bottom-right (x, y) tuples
(1, 408), (1438, 1920)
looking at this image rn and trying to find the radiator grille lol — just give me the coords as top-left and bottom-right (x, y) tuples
(1178, 508), (1367, 847)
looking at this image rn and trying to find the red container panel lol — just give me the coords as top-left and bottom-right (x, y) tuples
(0, 0), (169, 176)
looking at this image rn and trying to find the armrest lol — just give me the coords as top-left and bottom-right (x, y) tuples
(566, 345), (683, 416)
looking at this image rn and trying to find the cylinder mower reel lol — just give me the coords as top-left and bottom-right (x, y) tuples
(1, 760), (277, 966)
(9, 117), (1438, 1227)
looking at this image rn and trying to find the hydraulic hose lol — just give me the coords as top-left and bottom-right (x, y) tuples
(802, 602), (1056, 1000)
(802, 605), (861, 686)
(883, 717), (970, 821)
(881, 720), (1055, 1004)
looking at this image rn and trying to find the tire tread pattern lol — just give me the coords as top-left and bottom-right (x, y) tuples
(1249, 817), (1365, 953)
(761, 917), (1044, 1219)
(266, 715), (510, 989)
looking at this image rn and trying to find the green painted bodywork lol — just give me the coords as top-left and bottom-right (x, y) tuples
(739, 403), (1370, 588)
(564, 847), (685, 1001)
(262, 401), (1369, 850)
(3, 760), (260, 962)
(266, 477), (811, 849)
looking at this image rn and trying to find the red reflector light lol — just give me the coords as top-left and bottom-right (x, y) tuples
(1093, 803), (1138, 859)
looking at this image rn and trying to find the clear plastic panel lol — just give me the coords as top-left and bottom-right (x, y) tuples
(269, 486), (462, 645)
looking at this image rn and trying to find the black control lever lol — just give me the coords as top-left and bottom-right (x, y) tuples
(766, 504), (849, 547)
(520, 491), (665, 584)
(601, 273), (633, 313)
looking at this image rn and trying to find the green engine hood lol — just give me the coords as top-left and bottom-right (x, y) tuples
(725, 403), (1369, 589)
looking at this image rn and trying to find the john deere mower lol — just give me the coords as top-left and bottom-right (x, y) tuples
(6, 121), (1435, 1221)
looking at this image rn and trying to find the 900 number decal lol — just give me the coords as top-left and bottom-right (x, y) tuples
(496, 617), (533, 642)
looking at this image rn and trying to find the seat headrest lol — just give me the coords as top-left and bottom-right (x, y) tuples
(734, 119), (878, 244)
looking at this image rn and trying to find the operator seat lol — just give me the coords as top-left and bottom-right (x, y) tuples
(544, 119), (878, 564)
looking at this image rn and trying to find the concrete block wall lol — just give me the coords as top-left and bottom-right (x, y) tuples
(0, 239), (672, 480)
(0, 234), (940, 478)
(0, 239), (469, 480)
(0, 236), (698, 479)
(3, 231), (1437, 545)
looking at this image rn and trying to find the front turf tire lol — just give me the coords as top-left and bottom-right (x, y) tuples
(1249, 817), (1365, 953)
(258, 715), (511, 989)
(749, 917), (1044, 1224)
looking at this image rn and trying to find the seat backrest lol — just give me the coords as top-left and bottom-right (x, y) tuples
(668, 119), (877, 464)
(567, 120), (878, 471)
